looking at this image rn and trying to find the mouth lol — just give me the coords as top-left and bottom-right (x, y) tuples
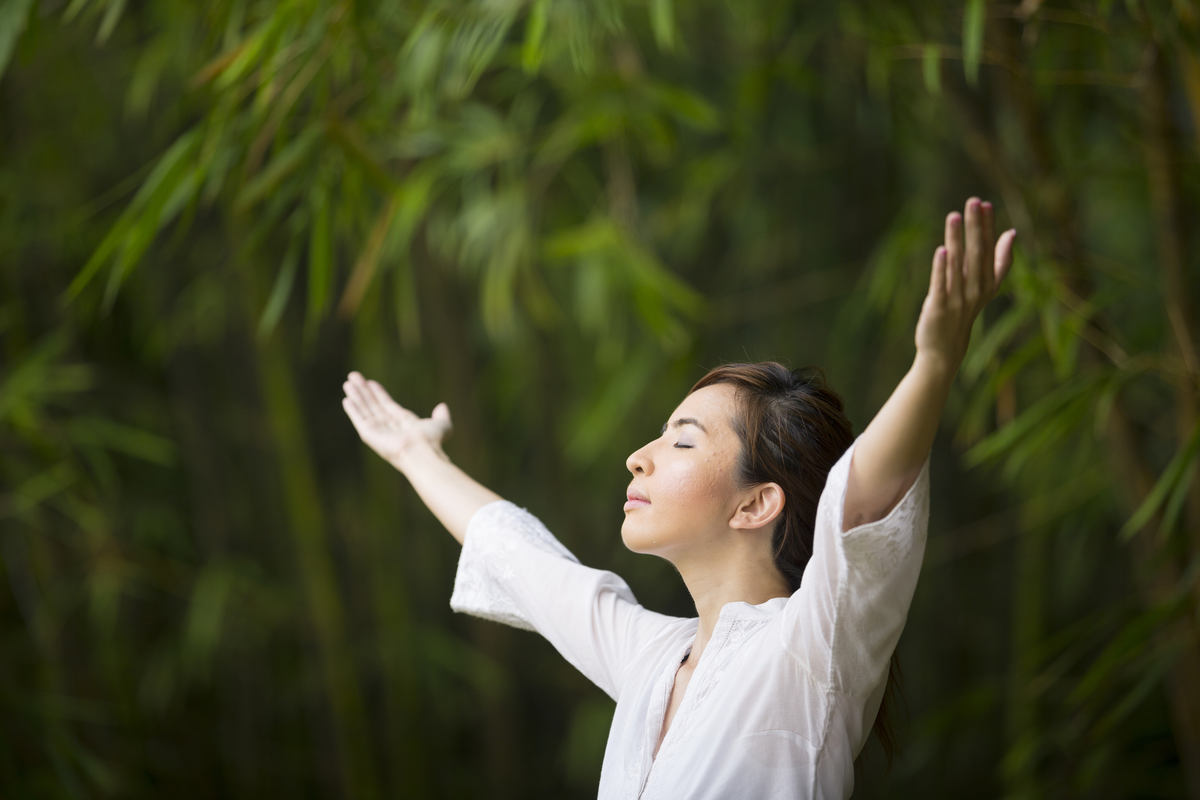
(624, 489), (650, 512)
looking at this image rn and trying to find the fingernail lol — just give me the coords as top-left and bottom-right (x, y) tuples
(982, 201), (992, 210)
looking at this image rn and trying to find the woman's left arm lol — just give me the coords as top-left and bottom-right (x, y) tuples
(842, 197), (1016, 532)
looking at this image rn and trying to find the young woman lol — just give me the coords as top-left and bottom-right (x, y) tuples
(342, 198), (1016, 799)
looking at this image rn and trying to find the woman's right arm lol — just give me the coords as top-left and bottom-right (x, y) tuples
(342, 371), (679, 701)
(341, 371), (500, 544)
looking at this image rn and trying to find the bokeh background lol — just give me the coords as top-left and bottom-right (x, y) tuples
(2, 0), (1199, 797)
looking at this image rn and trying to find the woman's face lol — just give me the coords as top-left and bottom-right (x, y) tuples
(622, 384), (746, 558)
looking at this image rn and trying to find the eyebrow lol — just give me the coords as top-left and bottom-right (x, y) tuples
(661, 417), (709, 435)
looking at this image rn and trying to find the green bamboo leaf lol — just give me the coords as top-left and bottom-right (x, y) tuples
(419, 627), (510, 699)
(62, 0), (90, 22)
(866, 45), (889, 100)
(258, 240), (300, 339)
(158, 167), (201, 228)
(340, 195), (400, 316)
(64, 221), (129, 303)
(565, 344), (661, 465)
(95, 0), (127, 45)
(1120, 418), (1200, 540)
(534, 103), (626, 168)
(0, 0), (35, 83)
(442, 11), (512, 100)
(1093, 648), (1174, 736)
(125, 38), (170, 120)
(962, 303), (1032, 383)
(650, 0), (675, 51)
(12, 462), (78, 515)
(648, 82), (719, 130)
(67, 131), (200, 300)
(393, 253), (421, 348)
(574, 256), (610, 338)
(66, 417), (176, 465)
(67, 738), (118, 795)
(521, 0), (548, 74)
(0, 333), (72, 420)
(1000, 392), (1090, 480)
(922, 44), (942, 95)
(1068, 606), (1171, 704)
(963, 0), (985, 87)
(183, 566), (234, 681)
(307, 184), (332, 330)
(235, 125), (323, 211)
(213, 18), (275, 90)
(1159, 456), (1199, 540)
(102, 213), (159, 313)
(964, 375), (1097, 467)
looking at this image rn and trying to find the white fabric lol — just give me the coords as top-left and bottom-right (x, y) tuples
(450, 437), (930, 799)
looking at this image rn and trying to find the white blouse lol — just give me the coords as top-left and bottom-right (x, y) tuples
(449, 438), (930, 799)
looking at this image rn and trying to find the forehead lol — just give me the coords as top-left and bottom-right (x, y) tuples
(671, 384), (739, 432)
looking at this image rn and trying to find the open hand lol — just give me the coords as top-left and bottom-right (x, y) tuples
(915, 197), (1017, 374)
(342, 372), (452, 470)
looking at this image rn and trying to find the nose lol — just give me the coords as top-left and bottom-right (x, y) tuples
(626, 441), (653, 476)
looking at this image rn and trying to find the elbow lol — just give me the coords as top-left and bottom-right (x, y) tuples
(841, 488), (906, 533)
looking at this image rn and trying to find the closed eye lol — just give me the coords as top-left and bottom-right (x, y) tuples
(674, 443), (693, 449)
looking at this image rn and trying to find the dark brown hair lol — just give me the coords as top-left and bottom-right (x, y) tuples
(689, 361), (904, 769)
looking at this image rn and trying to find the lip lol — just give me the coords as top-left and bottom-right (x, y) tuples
(624, 489), (650, 511)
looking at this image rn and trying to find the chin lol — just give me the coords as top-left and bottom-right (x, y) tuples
(620, 515), (670, 555)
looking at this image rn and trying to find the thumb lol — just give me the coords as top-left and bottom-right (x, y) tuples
(432, 402), (453, 435)
(993, 229), (1017, 286)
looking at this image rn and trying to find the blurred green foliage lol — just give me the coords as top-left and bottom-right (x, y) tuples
(1, 0), (1199, 797)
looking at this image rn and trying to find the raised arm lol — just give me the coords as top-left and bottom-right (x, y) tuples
(842, 198), (1016, 531)
(341, 372), (500, 544)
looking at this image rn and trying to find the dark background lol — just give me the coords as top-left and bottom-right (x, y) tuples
(1, 0), (1198, 797)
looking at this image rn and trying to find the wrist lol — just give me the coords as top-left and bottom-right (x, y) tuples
(912, 349), (959, 389)
(393, 438), (450, 476)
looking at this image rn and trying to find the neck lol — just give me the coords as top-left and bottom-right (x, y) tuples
(674, 546), (791, 664)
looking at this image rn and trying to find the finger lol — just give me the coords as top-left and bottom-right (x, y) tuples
(981, 201), (996, 294)
(359, 381), (392, 418)
(343, 383), (375, 421)
(345, 380), (382, 419)
(365, 379), (411, 420)
(432, 402), (453, 437)
(994, 229), (1017, 285)
(342, 396), (371, 431)
(929, 246), (948, 302)
(964, 197), (983, 303)
(945, 211), (962, 301)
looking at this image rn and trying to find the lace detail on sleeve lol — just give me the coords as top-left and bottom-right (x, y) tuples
(783, 438), (933, 699)
(449, 500), (580, 631)
(818, 440), (931, 580)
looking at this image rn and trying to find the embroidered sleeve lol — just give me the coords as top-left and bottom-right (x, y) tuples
(449, 500), (673, 701)
(450, 500), (580, 631)
(781, 437), (931, 702)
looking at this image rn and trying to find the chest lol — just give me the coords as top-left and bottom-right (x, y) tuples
(654, 658), (695, 756)
(606, 620), (830, 799)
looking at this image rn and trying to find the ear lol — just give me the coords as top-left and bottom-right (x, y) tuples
(729, 483), (785, 532)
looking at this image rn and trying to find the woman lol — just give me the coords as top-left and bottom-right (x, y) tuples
(342, 198), (1016, 798)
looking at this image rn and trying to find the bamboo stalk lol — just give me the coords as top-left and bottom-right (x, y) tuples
(1139, 48), (1200, 798)
(252, 312), (381, 800)
(952, 18), (1200, 796)
(413, 230), (519, 797)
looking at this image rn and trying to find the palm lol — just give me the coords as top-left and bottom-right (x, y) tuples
(342, 372), (452, 467)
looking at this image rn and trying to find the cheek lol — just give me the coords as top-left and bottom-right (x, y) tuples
(657, 453), (736, 513)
